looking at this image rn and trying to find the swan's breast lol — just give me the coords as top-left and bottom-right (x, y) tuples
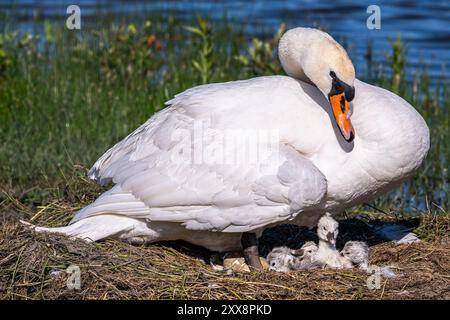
(351, 81), (430, 182)
(314, 80), (430, 209)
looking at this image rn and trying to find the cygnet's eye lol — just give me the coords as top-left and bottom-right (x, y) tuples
(323, 226), (326, 231)
(271, 262), (276, 266)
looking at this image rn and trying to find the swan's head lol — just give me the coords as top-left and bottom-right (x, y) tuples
(279, 27), (356, 142)
(317, 213), (339, 246)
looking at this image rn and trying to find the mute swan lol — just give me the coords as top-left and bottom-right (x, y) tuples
(314, 213), (353, 269)
(341, 241), (369, 270)
(25, 27), (429, 271)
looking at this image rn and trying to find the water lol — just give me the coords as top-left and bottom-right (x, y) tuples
(1, 0), (449, 83)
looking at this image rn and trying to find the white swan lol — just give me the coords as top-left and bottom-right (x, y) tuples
(28, 27), (429, 270)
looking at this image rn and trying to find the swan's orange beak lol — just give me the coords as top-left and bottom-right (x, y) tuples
(329, 92), (354, 142)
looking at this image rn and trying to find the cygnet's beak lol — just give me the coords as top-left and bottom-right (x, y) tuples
(326, 232), (336, 245)
(291, 249), (304, 257)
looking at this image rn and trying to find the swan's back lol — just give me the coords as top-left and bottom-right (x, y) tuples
(88, 75), (330, 185)
(72, 76), (330, 232)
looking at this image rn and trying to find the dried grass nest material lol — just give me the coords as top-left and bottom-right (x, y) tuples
(0, 212), (449, 300)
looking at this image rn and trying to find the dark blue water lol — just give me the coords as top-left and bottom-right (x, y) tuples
(1, 0), (449, 83)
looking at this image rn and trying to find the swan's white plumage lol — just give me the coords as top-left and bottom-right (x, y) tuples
(28, 28), (430, 252)
(71, 76), (331, 235)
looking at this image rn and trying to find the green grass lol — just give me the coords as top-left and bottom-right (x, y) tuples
(0, 16), (448, 213)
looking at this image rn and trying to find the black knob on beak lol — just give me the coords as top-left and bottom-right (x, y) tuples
(291, 249), (304, 257)
(345, 86), (355, 102)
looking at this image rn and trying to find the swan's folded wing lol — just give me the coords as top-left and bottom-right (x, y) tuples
(87, 76), (307, 186)
(87, 107), (173, 186)
(80, 78), (328, 232)
(74, 144), (327, 232)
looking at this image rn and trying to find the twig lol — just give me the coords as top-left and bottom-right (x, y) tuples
(363, 202), (391, 215)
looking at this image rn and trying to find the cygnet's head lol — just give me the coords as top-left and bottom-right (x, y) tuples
(317, 213), (339, 246)
(291, 241), (318, 258)
(267, 247), (294, 272)
(341, 241), (369, 267)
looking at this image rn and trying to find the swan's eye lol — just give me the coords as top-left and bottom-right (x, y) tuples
(323, 226), (326, 230)
(330, 71), (337, 78)
(271, 262), (275, 266)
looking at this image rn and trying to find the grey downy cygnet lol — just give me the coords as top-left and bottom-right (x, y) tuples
(341, 241), (369, 270)
(267, 241), (319, 272)
(290, 241), (319, 270)
(266, 246), (296, 272)
(341, 241), (399, 278)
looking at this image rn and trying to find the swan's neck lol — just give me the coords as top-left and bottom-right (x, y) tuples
(318, 81), (430, 211)
(278, 31), (312, 84)
(349, 82), (430, 184)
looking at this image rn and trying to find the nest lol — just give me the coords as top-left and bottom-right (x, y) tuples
(0, 206), (449, 299)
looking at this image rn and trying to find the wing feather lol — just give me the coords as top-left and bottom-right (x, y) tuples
(79, 76), (328, 232)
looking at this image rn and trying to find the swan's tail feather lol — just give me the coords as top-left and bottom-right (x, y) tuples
(19, 184), (153, 242)
(20, 215), (137, 242)
(68, 184), (151, 225)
